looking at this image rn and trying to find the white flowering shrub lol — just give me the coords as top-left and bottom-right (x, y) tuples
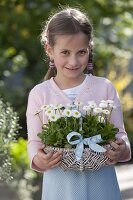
(0, 99), (20, 182)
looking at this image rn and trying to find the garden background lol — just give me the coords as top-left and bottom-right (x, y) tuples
(0, 0), (133, 199)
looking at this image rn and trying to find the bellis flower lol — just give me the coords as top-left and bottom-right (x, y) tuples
(36, 100), (119, 148)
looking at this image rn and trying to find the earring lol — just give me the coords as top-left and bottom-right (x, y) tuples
(49, 59), (55, 68)
(87, 62), (93, 71)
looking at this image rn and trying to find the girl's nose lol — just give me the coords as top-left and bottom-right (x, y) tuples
(69, 55), (78, 66)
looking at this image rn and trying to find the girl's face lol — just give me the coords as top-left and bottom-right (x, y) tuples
(46, 32), (89, 87)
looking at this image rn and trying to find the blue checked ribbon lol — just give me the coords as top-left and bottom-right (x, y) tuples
(67, 132), (106, 161)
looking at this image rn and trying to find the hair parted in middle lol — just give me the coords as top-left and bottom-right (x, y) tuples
(41, 7), (94, 80)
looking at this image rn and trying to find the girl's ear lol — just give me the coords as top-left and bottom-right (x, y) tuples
(45, 43), (53, 58)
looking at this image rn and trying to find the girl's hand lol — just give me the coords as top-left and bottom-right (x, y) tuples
(105, 139), (128, 165)
(33, 145), (63, 171)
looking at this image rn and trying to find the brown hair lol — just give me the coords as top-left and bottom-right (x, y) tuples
(41, 7), (94, 80)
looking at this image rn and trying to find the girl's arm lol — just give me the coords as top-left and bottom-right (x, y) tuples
(105, 81), (131, 163)
(26, 87), (62, 172)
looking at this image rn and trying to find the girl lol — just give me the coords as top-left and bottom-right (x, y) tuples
(26, 7), (131, 200)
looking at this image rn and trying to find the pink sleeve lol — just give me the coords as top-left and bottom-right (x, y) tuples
(107, 81), (131, 162)
(26, 87), (44, 172)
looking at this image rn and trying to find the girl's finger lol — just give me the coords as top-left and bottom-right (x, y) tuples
(110, 141), (119, 151)
(51, 151), (63, 159)
(115, 139), (125, 145)
(48, 155), (62, 167)
(50, 161), (62, 169)
(37, 145), (45, 151)
(38, 150), (53, 160)
(106, 159), (116, 165)
(105, 149), (116, 157)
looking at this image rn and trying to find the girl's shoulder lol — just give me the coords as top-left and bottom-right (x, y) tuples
(88, 74), (115, 88)
(93, 75), (112, 84)
(92, 75), (118, 96)
(27, 80), (51, 104)
(30, 79), (50, 95)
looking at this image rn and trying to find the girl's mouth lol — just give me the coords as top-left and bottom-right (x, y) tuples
(65, 67), (79, 71)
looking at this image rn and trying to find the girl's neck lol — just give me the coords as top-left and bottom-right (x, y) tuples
(54, 74), (86, 90)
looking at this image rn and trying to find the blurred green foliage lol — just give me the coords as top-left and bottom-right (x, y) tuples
(0, 98), (20, 182)
(10, 138), (29, 174)
(9, 138), (40, 200)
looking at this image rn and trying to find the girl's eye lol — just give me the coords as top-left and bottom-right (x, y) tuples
(79, 50), (87, 55)
(61, 51), (69, 55)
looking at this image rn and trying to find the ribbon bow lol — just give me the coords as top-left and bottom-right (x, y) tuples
(67, 132), (106, 161)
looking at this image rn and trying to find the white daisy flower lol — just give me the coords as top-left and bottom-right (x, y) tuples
(98, 116), (105, 123)
(48, 114), (58, 122)
(112, 105), (117, 109)
(83, 105), (91, 111)
(45, 108), (54, 116)
(99, 102), (108, 108)
(54, 104), (63, 109)
(108, 104), (117, 110)
(46, 104), (51, 108)
(108, 103), (113, 108)
(74, 101), (83, 106)
(100, 100), (107, 103)
(102, 109), (110, 115)
(72, 110), (81, 118)
(88, 101), (97, 108)
(63, 109), (72, 117)
(93, 107), (103, 114)
(41, 104), (49, 110)
(106, 100), (114, 104)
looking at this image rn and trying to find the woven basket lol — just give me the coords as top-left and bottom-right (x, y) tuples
(44, 146), (109, 171)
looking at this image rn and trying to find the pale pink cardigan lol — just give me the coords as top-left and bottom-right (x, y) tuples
(26, 75), (131, 171)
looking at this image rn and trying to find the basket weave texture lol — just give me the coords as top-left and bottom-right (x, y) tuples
(44, 146), (109, 171)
